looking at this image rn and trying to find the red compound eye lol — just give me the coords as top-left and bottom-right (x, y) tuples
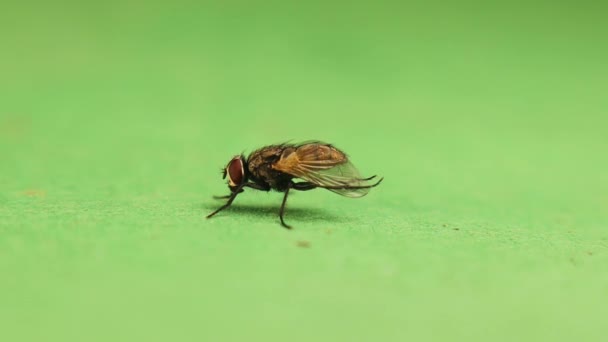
(227, 157), (244, 186)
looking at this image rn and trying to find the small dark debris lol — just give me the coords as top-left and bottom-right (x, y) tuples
(587, 251), (594, 256)
(296, 240), (311, 248)
(453, 228), (460, 231)
(23, 189), (46, 197)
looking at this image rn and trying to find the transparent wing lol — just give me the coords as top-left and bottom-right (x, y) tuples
(295, 160), (372, 198)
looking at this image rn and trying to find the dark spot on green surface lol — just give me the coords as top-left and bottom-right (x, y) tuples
(453, 228), (460, 231)
(0, 116), (30, 141)
(22, 189), (46, 198)
(296, 240), (311, 248)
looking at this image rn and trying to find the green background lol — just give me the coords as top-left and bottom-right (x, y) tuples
(1, 1), (607, 341)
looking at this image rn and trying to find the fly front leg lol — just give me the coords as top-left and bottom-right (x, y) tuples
(213, 188), (243, 200)
(244, 182), (271, 191)
(207, 184), (245, 219)
(208, 182), (271, 219)
(212, 182), (269, 200)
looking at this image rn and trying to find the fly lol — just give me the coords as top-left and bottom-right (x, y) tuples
(207, 141), (383, 229)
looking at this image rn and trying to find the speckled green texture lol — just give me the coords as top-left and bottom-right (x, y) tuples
(1, 2), (607, 341)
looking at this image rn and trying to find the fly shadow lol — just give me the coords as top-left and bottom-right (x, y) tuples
(201, 202), (349, 224)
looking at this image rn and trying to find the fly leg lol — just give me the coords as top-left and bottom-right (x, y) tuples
(279, 182), (292, 229)
(358, 175), (377, 181)
(212, 183), (268, 200)
(213, 188), (243, 200)
(320, 177), (384, 190)
(207, 183), (247, 218)
(292, 177), (380, 192)
(291, 182), (318, 191)
(277, 181), (319, 229)
(244, 182), (271, 191)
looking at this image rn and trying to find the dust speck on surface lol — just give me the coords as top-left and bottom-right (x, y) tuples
(453, 228), (460, 231)
(22, 189), (46, 198)
(0, 116), (30, 139)
(296, 240), (311, 248)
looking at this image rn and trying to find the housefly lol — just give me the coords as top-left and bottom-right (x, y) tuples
(206, 141), (383, 229)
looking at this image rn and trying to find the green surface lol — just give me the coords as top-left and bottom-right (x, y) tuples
(1, 1), (608, 341)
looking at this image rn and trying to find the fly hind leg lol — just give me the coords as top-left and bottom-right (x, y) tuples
(291, 182), (318, 191)
(291, 178), (383, 192)
(320, 177), (384, 190)
(358, 175), (377, 181)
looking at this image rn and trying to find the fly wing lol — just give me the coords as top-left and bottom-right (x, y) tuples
(298, 160), (372, 198)
(273, 143), (373, 198)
